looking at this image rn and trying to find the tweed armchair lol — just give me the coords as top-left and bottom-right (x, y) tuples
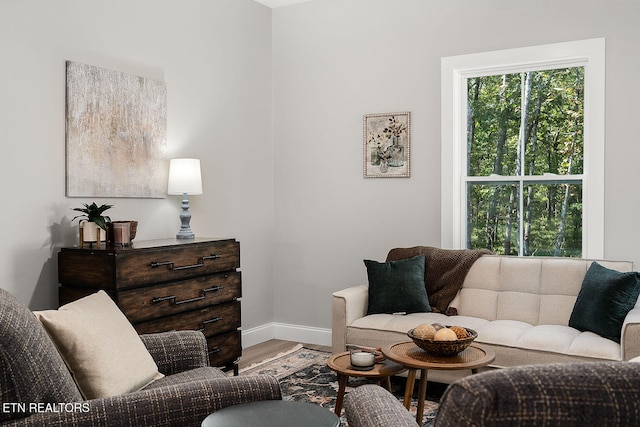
(0, 288), (281, 427)
(345, 362), (640, 427)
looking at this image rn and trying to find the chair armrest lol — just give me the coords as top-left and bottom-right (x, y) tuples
(140, 330), (209, 375)
(622, 306), (640, 360)
(435, 362), (640, 427)
(332, 285), (368, 353)
(2, 375), (281, 427)
(344, 384), (418, 427)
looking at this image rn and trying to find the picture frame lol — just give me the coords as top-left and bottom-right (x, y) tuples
(363, 112), (410, 178)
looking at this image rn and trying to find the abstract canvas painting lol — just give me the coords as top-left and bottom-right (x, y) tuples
(65, 61), (167, 198)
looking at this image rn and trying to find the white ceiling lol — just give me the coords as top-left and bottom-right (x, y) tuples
(252, 0), (312, 8)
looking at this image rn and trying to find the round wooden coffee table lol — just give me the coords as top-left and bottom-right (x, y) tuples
(326, 351), (406, 415)
(382, 342), (495, 423)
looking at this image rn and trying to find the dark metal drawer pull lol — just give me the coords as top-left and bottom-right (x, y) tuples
(208, 347), (221, 355)
(151, 285), (224, 305)
(203, 316), (223, 326)
(150, 254), (222, 271)
(197, 317), (223, 333)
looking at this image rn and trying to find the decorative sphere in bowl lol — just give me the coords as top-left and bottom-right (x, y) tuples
(408, 326), (477, 357)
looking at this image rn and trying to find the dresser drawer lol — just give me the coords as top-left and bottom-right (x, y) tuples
(207, 330), (241, 368)
(58, 238), (240, 290)
(118, 272), (241, 323)
(115, 239), (239, 288)
(133, 301), (240, 336)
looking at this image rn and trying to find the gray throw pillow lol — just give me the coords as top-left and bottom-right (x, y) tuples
(365, 254), (431, 315)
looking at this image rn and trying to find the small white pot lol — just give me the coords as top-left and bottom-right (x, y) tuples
(81, 221), (104, 242)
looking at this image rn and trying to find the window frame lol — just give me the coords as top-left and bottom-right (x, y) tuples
(441, 38), (605, 258)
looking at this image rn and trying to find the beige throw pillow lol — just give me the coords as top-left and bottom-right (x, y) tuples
(35, 290), (163, 399)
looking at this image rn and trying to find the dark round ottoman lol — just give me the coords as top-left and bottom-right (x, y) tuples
(201, 400), (340, 427)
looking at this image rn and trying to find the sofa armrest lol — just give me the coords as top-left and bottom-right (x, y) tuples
(622, 306), (640, 360)
(140, 330), (209, 375)
(344, 384), (418, 427)
(332, 285), (368, 353)
(434, 362), (640, 427)
(2, 375), (281, 427)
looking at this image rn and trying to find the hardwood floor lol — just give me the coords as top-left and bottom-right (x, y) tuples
(238, 339), (331, 370)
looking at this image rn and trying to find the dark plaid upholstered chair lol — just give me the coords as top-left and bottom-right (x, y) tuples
(345, 362), (640, 427)
(0, 288), (281, 426)
(344, 385), (419, 426)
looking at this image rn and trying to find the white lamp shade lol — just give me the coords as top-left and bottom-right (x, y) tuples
(167, 158), (203, 195)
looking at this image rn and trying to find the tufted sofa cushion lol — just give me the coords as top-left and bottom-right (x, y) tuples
(0, 288), (83, 422)
(347, 311), (622, 364)
(454, 256), (634, 325)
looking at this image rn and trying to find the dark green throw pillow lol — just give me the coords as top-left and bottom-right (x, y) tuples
(364, 254), (431, 315)
(569, 262), (640, 343)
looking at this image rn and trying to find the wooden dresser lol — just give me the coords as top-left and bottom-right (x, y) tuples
(57, 237), (242, 374)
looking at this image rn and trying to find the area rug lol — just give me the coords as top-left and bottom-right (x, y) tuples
(240, 344), (439, 427)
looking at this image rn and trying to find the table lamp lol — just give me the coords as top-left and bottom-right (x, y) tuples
(167, 158), (203, 239)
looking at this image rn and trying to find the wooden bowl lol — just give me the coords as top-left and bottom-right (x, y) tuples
(106, 221), (138, 244)
(407, 327), (477, 357)
(111, 221), (138, 240)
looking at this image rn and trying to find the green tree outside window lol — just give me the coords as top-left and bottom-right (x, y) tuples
(465, 67), (584, 256)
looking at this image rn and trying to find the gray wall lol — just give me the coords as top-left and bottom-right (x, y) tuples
(1, 0), (639, 347)
(272, 0), (640, 334)
(0, 0), (276, 337)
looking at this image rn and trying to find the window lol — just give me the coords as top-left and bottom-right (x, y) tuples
(441, 39), (605, 258)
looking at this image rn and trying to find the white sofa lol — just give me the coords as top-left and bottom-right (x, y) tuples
(332, 255), (640, 383)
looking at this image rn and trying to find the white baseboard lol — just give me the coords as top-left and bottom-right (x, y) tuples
(242, 322), (332, 348)
(241, 323), (275, 348)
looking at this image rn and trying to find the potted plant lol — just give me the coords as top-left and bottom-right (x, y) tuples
(71, 203), (113, 243)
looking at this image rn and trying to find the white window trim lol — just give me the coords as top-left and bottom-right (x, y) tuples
(441, 38), (605, 258)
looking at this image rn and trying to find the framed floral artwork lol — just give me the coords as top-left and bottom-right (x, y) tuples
(363, 112), (410, 178)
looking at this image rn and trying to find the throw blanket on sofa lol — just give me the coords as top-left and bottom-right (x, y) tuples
(386, 246), (492, 315)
